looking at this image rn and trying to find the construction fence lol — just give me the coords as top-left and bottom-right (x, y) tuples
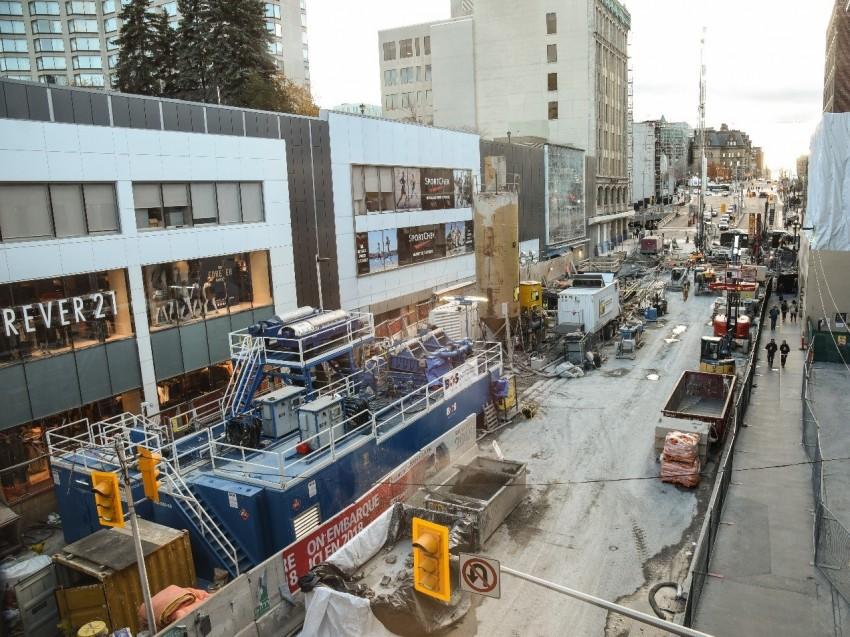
(802, 351), (850, 604)
(679, 277), (771, 626)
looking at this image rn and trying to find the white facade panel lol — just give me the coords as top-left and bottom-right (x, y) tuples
(431, 18), (476, 131)
(325, 111), (479, 312)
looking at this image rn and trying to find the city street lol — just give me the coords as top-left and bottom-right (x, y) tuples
(451, 284), (718, 636)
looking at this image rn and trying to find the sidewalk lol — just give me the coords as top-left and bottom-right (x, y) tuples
(694, 305), (842, 635)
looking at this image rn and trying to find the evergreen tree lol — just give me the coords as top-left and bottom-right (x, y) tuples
(150, 10), (177, 97)
(207, 0), (276, 107)
(115, 0), (158, 96)
(174, 0), (213, 102)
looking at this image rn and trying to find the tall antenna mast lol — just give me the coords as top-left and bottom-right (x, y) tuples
(697, 28), (707, 251)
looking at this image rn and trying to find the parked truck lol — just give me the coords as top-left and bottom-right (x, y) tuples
(640, 236), (663, 255)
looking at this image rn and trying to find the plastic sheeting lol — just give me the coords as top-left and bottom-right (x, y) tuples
(807, 113), (850, 250)
(301, 587), (397, 637)
(326, 505), (394, 575)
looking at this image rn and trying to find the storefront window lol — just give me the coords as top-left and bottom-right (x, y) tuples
(0, 268), (133, 366)
(143, 251), (273, 330)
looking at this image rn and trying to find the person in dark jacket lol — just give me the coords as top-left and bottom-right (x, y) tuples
(780, 340), (791, 368)
(790, 300), (798, 323)
(780, 299), (788, 321)
(766, 338), (778, 369)
(769, 305), (780, 331)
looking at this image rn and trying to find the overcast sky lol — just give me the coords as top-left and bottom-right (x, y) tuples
(307, 0), (834, 174)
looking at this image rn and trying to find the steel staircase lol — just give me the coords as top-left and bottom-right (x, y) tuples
(160, 458), (250, 578)
(222, 336), (266, 418)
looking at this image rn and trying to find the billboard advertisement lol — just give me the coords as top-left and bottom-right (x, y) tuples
(393, 167), (421, 210)
(398, 224), (444, 265)
(367, 229), (398, 273)
(355, 233), (370, 276)
(422, 168), (454, 210)
(445, 220), (474, 256)
(453, 169), (473, 208)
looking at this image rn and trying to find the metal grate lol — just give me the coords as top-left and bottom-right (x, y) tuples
(293, 505), (321, 540)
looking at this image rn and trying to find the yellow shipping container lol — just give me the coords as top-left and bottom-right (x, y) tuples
(54, 519), (195, 636)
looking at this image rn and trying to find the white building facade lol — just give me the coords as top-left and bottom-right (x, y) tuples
(0, 0), (310, 89)
(378, 0), (632, 256)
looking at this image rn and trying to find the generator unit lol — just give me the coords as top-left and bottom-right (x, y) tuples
(297, 395), (344, 452)
(257, 385), (305, 438)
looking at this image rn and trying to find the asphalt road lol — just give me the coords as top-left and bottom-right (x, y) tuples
(448, 283), (719, 636)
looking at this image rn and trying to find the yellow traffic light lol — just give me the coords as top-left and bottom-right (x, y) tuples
(137, 447), (162, 503)
(91, 470), (124, 528)
(412, 517), (450, 602)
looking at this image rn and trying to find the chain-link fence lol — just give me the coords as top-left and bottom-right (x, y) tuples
(802, 352), (850, 603)
(680, 278), (770, 626)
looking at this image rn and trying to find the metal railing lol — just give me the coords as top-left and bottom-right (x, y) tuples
(802, 351), (850, 603)
(228, 311), (374, 368)
(680, 277), (771, 626)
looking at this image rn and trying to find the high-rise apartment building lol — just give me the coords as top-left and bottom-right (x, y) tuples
(824, 0), (850, 112)
(378, 0), (632, 256)
(0, 0), (309, 90)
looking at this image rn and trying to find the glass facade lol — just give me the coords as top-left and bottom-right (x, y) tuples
(546, 145), (586, 246)
(142, 251), (272, 331)
(134, 181), (264, 230)
(0, 268), (133, 365)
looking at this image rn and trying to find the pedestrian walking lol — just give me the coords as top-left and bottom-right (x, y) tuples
(790, 300), (798, 323)
(780, 299), (788, 322)
(682, 280), (690, 302)
(768, 305), (780, 331)
(780, 340), (791, 368)
(766, 338), (778, 369)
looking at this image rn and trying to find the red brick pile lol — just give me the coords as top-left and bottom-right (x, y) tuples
(660, 431), (701, 488)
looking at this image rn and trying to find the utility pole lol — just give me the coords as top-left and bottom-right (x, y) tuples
(696, 28), (707, 251)
(115, 439), (157, 633)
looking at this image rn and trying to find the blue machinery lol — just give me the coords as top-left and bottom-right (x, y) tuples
(47, 308), (502, 581)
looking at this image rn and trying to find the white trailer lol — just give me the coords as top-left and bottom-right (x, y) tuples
(557, 273), (620, 336)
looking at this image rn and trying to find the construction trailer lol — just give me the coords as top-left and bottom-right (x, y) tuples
(556, 273), (620, 339)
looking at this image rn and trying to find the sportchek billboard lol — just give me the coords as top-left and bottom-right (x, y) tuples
(280, 414), (477, 591)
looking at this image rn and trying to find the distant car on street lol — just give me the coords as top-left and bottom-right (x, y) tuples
(718, 221), (729, 231)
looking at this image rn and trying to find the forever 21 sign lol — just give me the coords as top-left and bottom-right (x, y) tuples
(2, 291), (118, 337)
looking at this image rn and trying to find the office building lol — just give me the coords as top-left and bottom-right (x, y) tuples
(632, 117), (691, 206)
(702, 124), (754, 182)
(0, 79), (481, 509)
(0, 0), (310, 90)
(824, 0), (850, 113)
(378, 0), (632, 256)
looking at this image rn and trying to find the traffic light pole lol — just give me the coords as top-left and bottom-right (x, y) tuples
(499, 564), (714, 637)
(115, 439), (157, 633)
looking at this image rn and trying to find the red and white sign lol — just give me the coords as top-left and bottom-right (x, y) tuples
(459, 553), (501, 599)
(281, 415), (476, 591)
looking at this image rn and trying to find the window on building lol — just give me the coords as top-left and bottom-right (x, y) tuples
(546, 12), (557, 34)
(34, 37), (63, 51)
(68, 18), (97, 32)
(0, 183), (118, 241)
(0, 2), (23, 15)
(425, 89), (432, 105)
(69, 37), (98, 51)
(39, 73), (67, 84)
(0, 19), (24, 32)
(547, 43), (557, 63)
(66, 1), (95, 14)
(0, 37), (26, 51)
(548, 101), (558, 120)
(382, 40), (395, 61)
(106, 35), (118, 49)
(0, 269), (134, 366)
(399, 66), (411, 83)
(424, 35), (430, 55)
(425, 64), (431, 81)
(267, 40), (282, 56)
(0, 56), (28, 70)
(264, 2), (280, 19)
(363, 166), (381, 212)
(414, 37), (420, 56)
(101, 0), (114, 12)
(134, 182), (264, 230)
(28, 1), (58, 14)
(383, 68), (397, 86)
(142, 251), (272, 331)
(265, 20), (281, 36)
(72, 54), (101, 69)
(399, 38), (413, 58)
(36, 55), (66, 69)
(548, 72), (557, 91)
(75, 72), (104, 86)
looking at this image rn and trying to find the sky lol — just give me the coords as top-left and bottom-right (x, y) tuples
(307, 0), (834, 175)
